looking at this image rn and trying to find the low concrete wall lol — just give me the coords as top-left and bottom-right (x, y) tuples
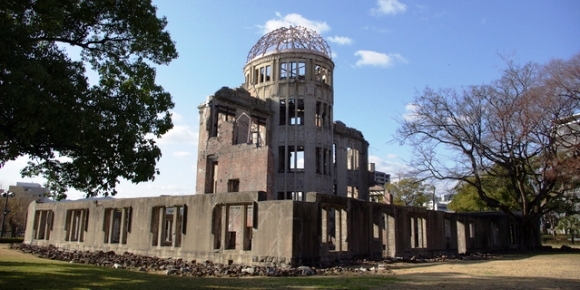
(24, 192), (521, 266)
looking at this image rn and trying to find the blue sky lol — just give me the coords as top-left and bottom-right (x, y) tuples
(1, 0), (579, 199)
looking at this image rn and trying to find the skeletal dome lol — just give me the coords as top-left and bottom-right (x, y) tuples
(246, 26), (332, 63)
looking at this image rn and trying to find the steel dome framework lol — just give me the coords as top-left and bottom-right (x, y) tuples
(246, 26), (332, 63)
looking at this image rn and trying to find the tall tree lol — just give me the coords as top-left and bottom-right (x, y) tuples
(386, 177), (434, 208)
(397, 54), (580, 250)
(0, 0), (178, 198)
(449, 168), (522, 212)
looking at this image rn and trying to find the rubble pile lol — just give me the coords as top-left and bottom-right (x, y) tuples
(12, 244), (390, 277)
(11, 244), (508, 277)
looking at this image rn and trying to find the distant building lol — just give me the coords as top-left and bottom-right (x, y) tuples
(428, 193), (455, 212)
(1, 182), (51, 237)
(368, 163), (391, 203)
(8, 182), (51, 203)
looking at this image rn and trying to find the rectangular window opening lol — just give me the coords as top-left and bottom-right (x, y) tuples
(290, 99), (304, 125)
(206, 156), (218, 194)
(265, 65), (271, 82)
(228, 179), (240, 192)
(280, 62), (288, 80)
(151, 206), (185, 247)
(290, 146), (305, 172)
(297, 62), (306, 80)
(279, 100), (287, 125)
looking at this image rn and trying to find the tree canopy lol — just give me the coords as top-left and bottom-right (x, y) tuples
(0, 0), (178, 198)
(448, 169), (521, 213)
(397, 54), (580, 249)
(386, 177), (434, 208)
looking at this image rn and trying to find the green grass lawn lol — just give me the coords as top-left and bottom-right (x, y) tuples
(0, 245), (396, 290)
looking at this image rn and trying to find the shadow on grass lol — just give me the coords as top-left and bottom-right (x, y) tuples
(1, 248), (579, 290)
(2, 262), (580, 290)
(0, 260), (396, 290)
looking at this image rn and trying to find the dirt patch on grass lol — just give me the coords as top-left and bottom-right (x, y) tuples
(383, 251), (580, 289)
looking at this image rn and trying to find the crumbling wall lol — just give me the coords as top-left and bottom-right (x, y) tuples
(24, 192), (523, 267)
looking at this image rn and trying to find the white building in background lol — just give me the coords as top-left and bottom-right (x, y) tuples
(8, 182), (51, 203)
(368, 163), (391, 203)
(428, 193), (455, 212)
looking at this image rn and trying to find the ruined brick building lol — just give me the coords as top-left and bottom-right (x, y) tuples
(24, 27), (523, 266)
(196, 26), (369, 201)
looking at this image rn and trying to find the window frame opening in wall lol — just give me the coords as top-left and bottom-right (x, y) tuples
(410, 216), (427, 249)
(444, 218), (452, 249)
(297, 62), (306, 80)
(212, 206), (222, 249)
(210, 105), (236, 137)
(314, 64), (330, 85)
(33, 210), (54, 240)
(316, 147), (331, 175)
(227, 179), (240, 192)
(509, 223), (518, 246)
(279, 61), (306, 80)
(279, 99), (287, 125)
(234, 113), (251, 145)
(258, 65), (271, 83)
(347, 147), (359, 170)
(315, 101), (328, 128)
(321, 206), (348, 252)
(250, 115), (267, 147)
(205, 155), (218, 194)
(103, 207), (132, 245)
(280, 62), (288, 80)
(64, 208), (89, 242)
(278, 145), (304, 173)
(278, 146), (286, 173)
(469, 222), (475, 239)
(224, 204), (254, 251)
(277, 192), (303, 201)
(150, 205), (187, 247)
(289, 98), (304, 125)
(289, 145), (304, 172)
(491, 221), (500, 246)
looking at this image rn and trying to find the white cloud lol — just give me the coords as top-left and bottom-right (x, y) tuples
(261, 12), (330, 34)
(173, 151), (192, 157)
(327, 36), (353, 45)
(368, 154), (411, 181)
(371, 0), (407, 16)
(354, 50), (407, 68)
(171, 111), (184, 123)
(402, 103), (420, 121)
(157, 125), (198, 145)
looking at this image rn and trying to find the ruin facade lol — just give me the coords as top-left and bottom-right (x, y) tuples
(23, 27), (523, 266)
(196, 26), (369, 200)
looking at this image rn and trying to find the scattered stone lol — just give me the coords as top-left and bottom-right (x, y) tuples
(297, 265), (314, 276)
(10, 243), (522, 278)
(113, 263), (124, 269)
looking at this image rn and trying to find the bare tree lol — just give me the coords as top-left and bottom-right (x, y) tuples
(397, 54), (580, 250)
